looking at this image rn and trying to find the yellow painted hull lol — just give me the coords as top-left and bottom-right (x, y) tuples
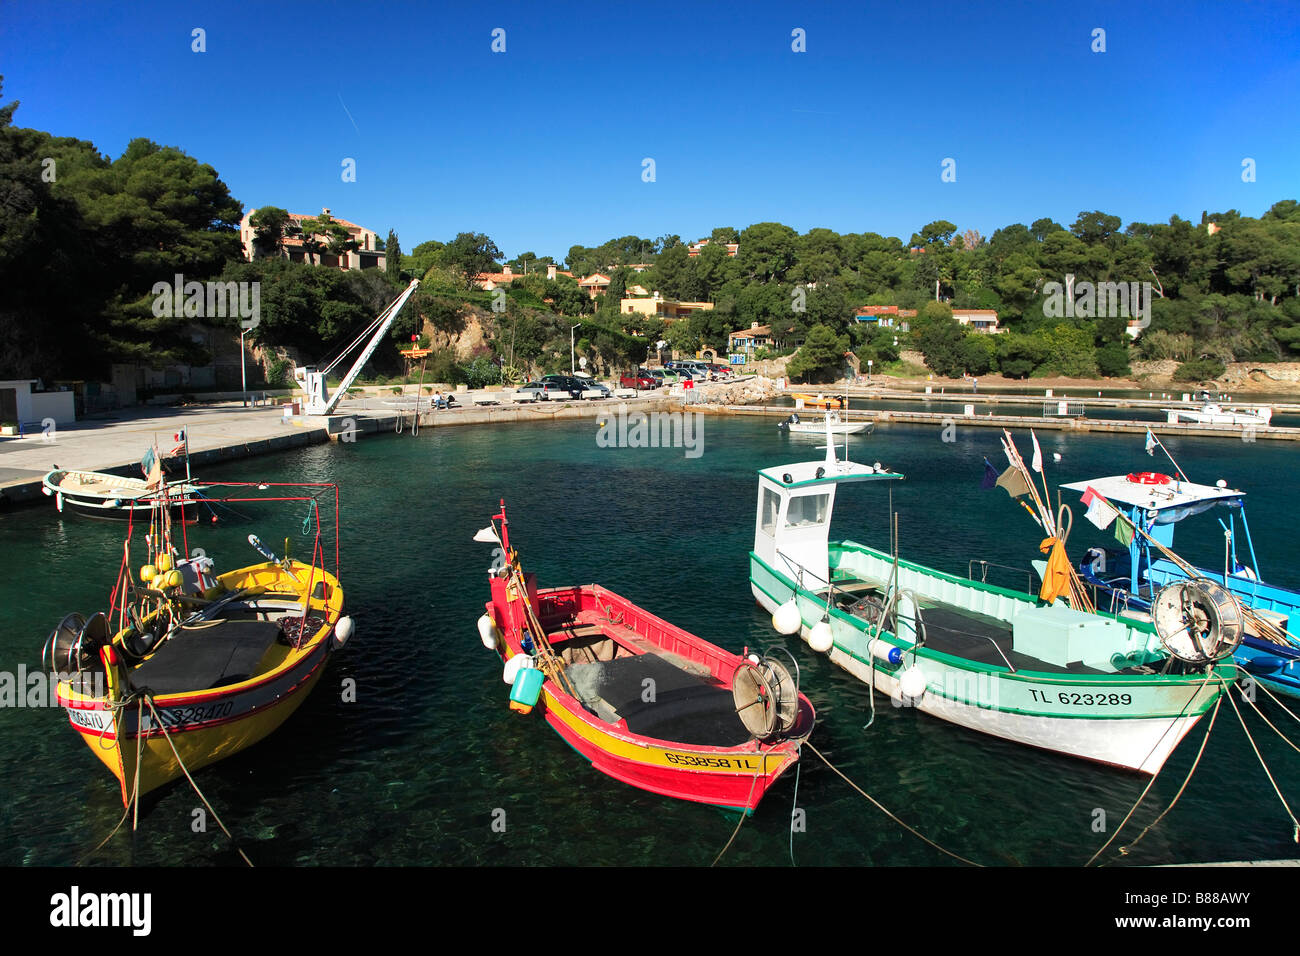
(58, 559), (343, 806)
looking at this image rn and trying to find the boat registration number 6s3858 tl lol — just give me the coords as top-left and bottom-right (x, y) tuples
(663, 752), (765, 770)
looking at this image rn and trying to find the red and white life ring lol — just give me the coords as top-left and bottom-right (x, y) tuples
(1126, 472), (1171, 485)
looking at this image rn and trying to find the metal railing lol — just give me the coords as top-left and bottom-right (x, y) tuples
(967, 559), (1034, 594)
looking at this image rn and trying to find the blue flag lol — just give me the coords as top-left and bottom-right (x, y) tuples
(1145, 429), (1157, 456)
(981, 457), (998, 489)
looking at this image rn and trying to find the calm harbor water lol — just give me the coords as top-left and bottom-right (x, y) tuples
(2, 416), (1298, 867)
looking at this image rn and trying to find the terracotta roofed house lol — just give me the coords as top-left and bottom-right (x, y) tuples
(240, 207), (386, 271)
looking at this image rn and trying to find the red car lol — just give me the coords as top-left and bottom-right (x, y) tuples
(620, 370), (657, 390)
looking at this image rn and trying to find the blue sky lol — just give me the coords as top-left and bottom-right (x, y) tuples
(3, 0), (1297, 261)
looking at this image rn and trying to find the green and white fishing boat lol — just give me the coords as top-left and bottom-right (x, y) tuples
(748, 422), (1241, 775)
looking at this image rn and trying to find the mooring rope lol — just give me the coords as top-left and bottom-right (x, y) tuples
(1240, 682), (1300, 760)
(78, 695), (145, 865)
(143, 695), (254, 867)
(1225, 684), (1300, 843)
(805, 740), (983, 866)
(710, 758), (765, 867)
(1251, 676), (1300, 730)
(1111, 689), (1223, 860)
(788, 755), (802, 867)
(1085, 670), (1217, 866)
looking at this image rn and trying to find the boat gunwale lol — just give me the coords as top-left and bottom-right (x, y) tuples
(496, 582), (814, 757)
(750, 549), (1238, 693)
(56, 561), (342, 709)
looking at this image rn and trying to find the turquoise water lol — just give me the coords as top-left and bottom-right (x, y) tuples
(2, 417), (1299, 867)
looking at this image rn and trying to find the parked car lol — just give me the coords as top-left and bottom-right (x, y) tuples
(579, 381), (612, 399)
(539, 374), (586, 399)
(620, 370), (657, 390)
(519, 380), (575, 401)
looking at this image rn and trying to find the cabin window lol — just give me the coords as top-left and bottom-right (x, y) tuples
(786, 493), (829, 528)
(760, 488), (780, 535)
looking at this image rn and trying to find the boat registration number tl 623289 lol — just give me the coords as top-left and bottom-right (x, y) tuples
(1026, 689), (1133, 706)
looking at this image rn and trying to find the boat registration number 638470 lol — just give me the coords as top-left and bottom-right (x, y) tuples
(663, 752), (763, 770)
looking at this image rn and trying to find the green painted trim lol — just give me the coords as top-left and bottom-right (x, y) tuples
(830, 539), (1159, 635)
(758, 470), (904, 490)
(749, 551), (1237, 700)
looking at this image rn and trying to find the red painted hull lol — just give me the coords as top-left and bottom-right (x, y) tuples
(485, 577), (814, 813)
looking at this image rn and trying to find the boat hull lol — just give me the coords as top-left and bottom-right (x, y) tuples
(56, 561), (342, 805)
(751, 549), (1231, 775)
(485, 580), (812, 814)
(43, 470), (206, 520)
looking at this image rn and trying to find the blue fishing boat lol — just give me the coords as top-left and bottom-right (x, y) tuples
(1063, 470), (1300, 699)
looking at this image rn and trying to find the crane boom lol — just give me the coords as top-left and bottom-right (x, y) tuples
(294, 278), (421, 416)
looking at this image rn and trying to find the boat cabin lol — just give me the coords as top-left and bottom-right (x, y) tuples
(754, 427), (901, 591)
(1059, 473), (1279, 608)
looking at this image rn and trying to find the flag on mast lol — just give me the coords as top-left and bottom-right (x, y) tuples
(1145, 429), (1157, 456)
(1030, 430), (1043, 473)
(1080, 486), (1118, 530)
(980, 457), (999, 489)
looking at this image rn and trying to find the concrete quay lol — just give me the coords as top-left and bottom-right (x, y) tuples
(0, 393), (679, 511)
(705, 402), (1300, 440)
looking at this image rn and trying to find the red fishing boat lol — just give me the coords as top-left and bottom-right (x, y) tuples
(477, 503), (814, 814)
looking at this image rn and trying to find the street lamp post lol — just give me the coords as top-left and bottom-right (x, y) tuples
(570, 323), (581, 376)
(240, 327), (252, 407)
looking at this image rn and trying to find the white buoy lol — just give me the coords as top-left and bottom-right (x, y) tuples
(772, 599), (802, 635)
(868, 638), (903, 666)
(331, 615), (355, 650)
(809, 620), (834, 652)
(899, 665), (927, 699)
(503, 653), (536, 685)
(477, 613), (500, 650)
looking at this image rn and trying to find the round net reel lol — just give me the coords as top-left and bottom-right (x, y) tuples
(41, 611), (108, 675)
(732, 655), (801, 741)
(1151, 579), (1244, 665)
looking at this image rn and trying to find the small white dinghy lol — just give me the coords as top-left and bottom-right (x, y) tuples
(42, 439), (207, 519)
(42, 469), (207, 519)
(779, 410), (873, 436)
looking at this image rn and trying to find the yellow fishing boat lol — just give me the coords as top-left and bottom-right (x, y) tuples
(42, 481), (351, 808)
(790, 392), (846, 410)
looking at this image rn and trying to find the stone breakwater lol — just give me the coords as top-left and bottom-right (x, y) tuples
(694, 376), (782, 405)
